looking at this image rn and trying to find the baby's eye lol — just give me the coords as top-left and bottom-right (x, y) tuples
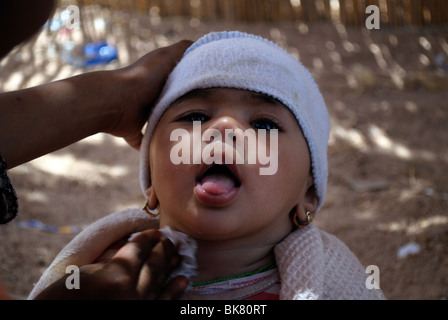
(250, 118), (281, 131)
(177, 112), (210, 123)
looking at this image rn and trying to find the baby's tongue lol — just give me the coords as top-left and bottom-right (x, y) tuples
(200, 173), (236, 195)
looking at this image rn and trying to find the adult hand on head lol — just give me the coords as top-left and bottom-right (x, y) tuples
(106, 40), (193, 150)
(34, 229), (189, 300)
(0, 40), (192, 168)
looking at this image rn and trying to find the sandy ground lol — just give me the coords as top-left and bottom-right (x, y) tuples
(1, 8), (447, 299)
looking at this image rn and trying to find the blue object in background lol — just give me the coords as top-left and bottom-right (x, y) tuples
(16, 219), (82, 234)
(83, 41), (118, 66)
(62, 41), (118, 68)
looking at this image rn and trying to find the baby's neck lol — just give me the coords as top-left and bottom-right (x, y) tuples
(191, 239), (275, 284)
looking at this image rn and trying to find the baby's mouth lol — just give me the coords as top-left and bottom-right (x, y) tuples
(198, 165), (241, 194)
(194, 164), (241, 207)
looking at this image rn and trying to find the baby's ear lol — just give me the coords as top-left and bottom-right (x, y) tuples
(144, 186), (158, 209)
(304, 174), (318, 213)
(291, 175), (319, 225)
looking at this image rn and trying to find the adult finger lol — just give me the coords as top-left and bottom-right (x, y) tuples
(157, 276), (189, 300)
(110, 229), (162, 278)
(136, 40), (193, 74)
(123, 131), (144, 151)
(138, 237), (181, 299)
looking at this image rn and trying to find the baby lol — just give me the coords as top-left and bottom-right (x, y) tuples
(30, 31), (385, 300)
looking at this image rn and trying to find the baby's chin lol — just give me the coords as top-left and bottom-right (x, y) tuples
(159, 196), (260, 241)
(161, 217), (245, 242)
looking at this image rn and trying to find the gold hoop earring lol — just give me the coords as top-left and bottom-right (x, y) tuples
(143, 200), (160, 217)
(293, 211), (313, 228)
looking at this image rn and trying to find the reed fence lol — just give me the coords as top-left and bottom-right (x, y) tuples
(70, 0), (448, 26)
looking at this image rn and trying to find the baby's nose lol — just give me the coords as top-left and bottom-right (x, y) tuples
(201, 117), (246, 165)
(205, 116), (242, 141)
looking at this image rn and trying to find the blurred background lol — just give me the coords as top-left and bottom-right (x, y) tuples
(1, 0), (447, 299)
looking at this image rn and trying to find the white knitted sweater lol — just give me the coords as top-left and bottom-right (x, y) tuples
(28, 209), (385, 300)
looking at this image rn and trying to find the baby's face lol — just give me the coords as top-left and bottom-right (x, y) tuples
(149, 88), (313, 244)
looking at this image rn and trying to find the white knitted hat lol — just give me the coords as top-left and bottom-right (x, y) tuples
(140, 31), (330, 209)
